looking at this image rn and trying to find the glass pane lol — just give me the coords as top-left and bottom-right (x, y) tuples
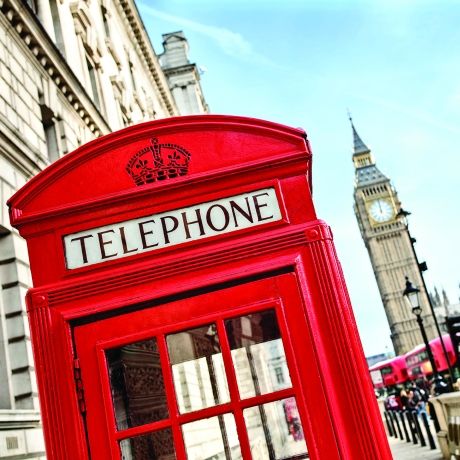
(167, 324), (229, 414)
(119, 428), (176, 460)
(244, 398), (308, 460)
(225, 310), (292, 398)
(182, 413), (242, 460)
(106, 338), (169, 430)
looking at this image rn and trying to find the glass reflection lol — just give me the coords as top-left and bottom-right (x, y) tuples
(119, 428), (176, 460)
(167, 324), (229, 414)
(244, 398), (308, 460)
(182, 414), (242, 460)
(225, 310), (292, 399)
(106, 338), (169, 430)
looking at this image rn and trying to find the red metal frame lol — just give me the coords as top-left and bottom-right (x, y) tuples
(8, 115), (391, 459)
(76, 274), (324, 459)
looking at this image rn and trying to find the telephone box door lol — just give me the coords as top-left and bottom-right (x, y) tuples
(74, 273), (338, 460)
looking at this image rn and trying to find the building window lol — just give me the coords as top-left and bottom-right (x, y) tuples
(25, 0), (38, 14)
(145, 96), (156, 119)
(57, 119), (69, 155)
(40, 103), (60, 162)
(101, 5), (111, 38)
(119, 102), (131, 127)
(86, 56), (103, 112)
(128, 59), (137, 93)
(274, 367), (285, 384)
(49, 0), (65, 56)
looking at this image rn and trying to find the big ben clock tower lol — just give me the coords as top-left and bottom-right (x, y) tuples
(350, 118), (436, 355)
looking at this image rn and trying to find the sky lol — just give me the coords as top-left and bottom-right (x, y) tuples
(137, 0), (460, 357)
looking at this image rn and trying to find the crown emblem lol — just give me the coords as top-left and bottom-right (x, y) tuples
(126, 137), (191, 186)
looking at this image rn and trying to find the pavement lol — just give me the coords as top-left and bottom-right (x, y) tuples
(389, 435), (446, 460)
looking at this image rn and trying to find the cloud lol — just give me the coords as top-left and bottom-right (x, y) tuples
(138, 3), (277, 67)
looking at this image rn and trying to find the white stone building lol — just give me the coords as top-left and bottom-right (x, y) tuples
(0, 0), (207, 458)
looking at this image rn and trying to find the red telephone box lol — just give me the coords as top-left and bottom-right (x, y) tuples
(8, 115), (391, 460)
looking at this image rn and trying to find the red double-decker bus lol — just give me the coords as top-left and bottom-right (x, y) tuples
(405, 334), (456, 380)
(369, 356), (408, 390)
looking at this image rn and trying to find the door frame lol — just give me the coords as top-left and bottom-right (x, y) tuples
(74, 272), (339, 460)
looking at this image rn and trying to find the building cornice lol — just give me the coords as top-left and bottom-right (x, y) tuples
(116, 0), (178, 117)
(0, 0), (111, 137)
(162, 63), (201, 80)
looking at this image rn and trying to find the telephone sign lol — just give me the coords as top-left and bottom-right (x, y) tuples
(8, 115), (391, 460)
(64, 188), (281, 269)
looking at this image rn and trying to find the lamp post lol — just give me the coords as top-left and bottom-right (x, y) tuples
(403, 277), (438, 378)
(397, 209), (455, 386)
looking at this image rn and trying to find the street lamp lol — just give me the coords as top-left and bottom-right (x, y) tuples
(397, 208), (455, 387)
(403, 277), (438, 378)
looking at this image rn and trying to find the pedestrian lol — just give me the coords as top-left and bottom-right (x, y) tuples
(385, 392), (401, 411)
(400, 389), (409, 410)
(408, 386), (427, 416)
(432, 375), (450, 396)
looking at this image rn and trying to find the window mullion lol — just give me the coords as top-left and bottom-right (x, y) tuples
(216, 320), (253, 460)
(157, 334), (187, 460)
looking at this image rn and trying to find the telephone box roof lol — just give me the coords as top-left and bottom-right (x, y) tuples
(8, 115), (311, 226)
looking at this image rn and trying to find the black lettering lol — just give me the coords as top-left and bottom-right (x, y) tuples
(206, 204), (230, 232)
(181, 209), (205, 239)
(138, 220), (158, 249)
(70, 234), (94, 264)
(119, 226), (139, 254)
(97, 230), (118, 259)
(160, 215), (179, 244)
(230, 197), (253, 227)
(253, 192), (274, 222)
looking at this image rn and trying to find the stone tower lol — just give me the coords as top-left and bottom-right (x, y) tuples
(159, 31), (209, 115)
(350, 118), (436, 355)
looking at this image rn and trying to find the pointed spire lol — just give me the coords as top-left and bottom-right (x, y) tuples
(348, 112), (371, 155)
(442, 288), (450, 307)
(434, 286), (441, 306)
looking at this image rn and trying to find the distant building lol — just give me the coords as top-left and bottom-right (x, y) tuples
(430, 286), (450, 332)
(444, 286), (460, 319)
(350, 118), (436, 356)
(159, 31), (209, 115)
(366, 352), (394, 368)
(0, 0), (207, 458)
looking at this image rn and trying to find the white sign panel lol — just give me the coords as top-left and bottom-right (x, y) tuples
(64, 188), (281, 269)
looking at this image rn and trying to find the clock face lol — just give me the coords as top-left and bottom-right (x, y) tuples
(368, 198), (394, 223)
